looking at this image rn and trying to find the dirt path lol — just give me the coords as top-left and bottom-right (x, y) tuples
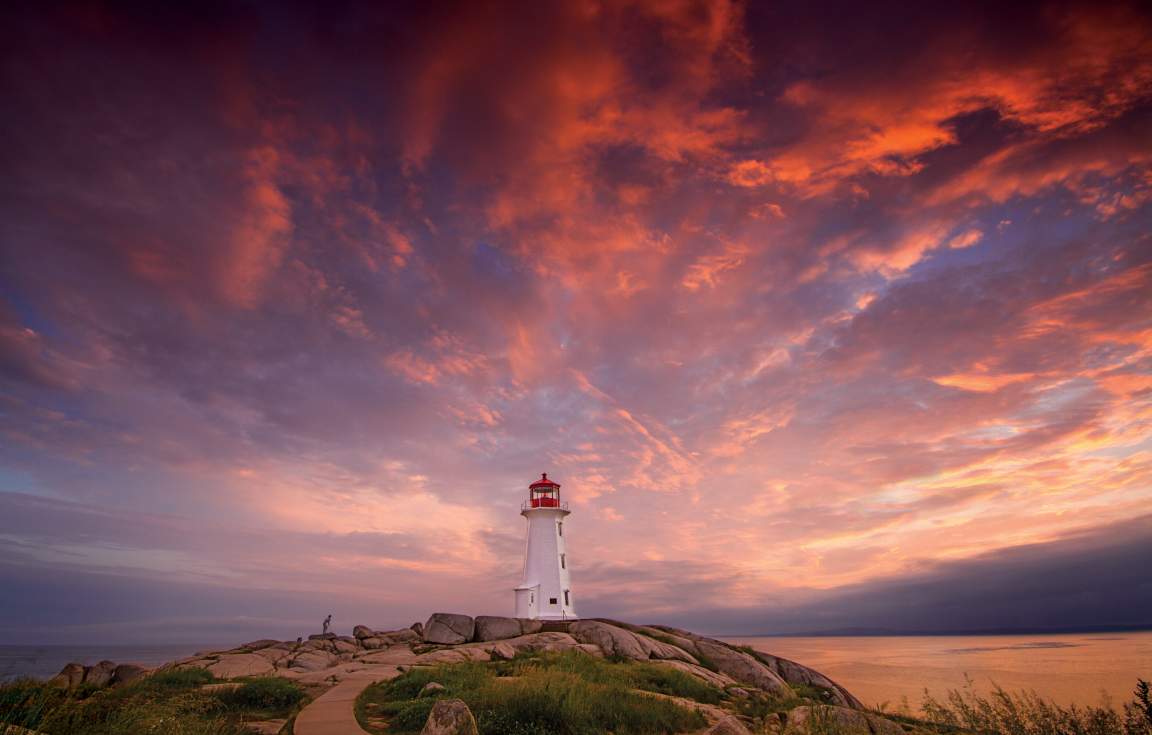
(292, 666), (401, 735)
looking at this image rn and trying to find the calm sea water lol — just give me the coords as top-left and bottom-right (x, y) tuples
(724, 632), (1152, 711)
(4, 633), (1149, 712)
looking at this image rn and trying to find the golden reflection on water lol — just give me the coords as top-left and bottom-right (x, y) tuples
(723, 632), (1152, 713)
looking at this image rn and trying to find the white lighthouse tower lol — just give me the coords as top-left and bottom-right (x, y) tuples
(515, 473), (576, 620)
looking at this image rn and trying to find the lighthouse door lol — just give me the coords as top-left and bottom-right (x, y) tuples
(515, 586), (539, 619)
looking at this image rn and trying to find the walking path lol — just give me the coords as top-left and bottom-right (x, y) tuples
(293, 666), (400, 735)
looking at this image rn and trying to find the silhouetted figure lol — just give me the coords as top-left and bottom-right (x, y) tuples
(322, 614), (332, 635)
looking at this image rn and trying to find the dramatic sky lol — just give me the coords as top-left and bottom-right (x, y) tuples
(2, 0), (1151, 643)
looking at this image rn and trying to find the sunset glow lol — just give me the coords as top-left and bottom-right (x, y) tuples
(1, 0), (1150, 642)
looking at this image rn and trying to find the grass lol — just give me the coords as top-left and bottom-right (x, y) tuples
(914, 678), (1152, 735)
(356, 650), (712, 734)
(0, 667), (309, 735)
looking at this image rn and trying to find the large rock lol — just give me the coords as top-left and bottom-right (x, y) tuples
(382, 628), (420, 644)
(693, 640), (789, 695)
(638, 626), (701, 655)
(488, 642), (516, 660)
(290, 649), (338, 672)
(112, 664), (148, 686)
(361, 637), (387, 650)
(48, 662), (86, 688)
(473, 616), (523, 641)
(83, 660), (118, 687)
(332, 639), (359, 654)
(423, 613), (475, 644)
(208, 653), (277, 678)
(706, 716), (754, 735)
(784, 705), (901, 735)
(569, 620), (648, 660)
(353, 625), (375, 639)
(422, 698), (479, 735)
(754, 652), (864, 709)
(241, 639), (281, 651)
(519, 619), (543, 635)
(635, 633), (699, 664)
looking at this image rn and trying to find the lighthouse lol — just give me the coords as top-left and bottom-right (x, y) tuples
(514, 473), (576, 620)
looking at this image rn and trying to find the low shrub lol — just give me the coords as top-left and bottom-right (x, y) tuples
(217, 677), (305, 711)
(147, 666), (216, 690)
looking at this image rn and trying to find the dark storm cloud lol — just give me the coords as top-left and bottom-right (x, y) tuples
(638, 515), (1152, 635)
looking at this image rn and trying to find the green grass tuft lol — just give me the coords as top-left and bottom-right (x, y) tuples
(357, 651), (711, 734)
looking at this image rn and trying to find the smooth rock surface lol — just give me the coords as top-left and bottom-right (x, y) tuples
(569, 620), (648, 659)
(783, 705), (900, 735)
(706, 716), (754, 734)
(421, 698), (479, 735)
(48, 662), (85, 688)
(208, 653), (277, 678)
(693, 640), (789, 695)
(353, 625), (374, 639)
(112, 664), (148, 685)
(423, 613), (475, 644)
(473, 616), (523, 641)
(83, 660), (117, 687)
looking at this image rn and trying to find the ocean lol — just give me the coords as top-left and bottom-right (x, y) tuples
(723, 632), (1152, 711)
(4, 632), (1149, 713)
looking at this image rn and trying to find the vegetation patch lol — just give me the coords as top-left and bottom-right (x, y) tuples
(356, 651), (711, 734)
(0, 667), (309, 735)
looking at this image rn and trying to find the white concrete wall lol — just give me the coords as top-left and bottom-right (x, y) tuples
(515, 507), (576, 620)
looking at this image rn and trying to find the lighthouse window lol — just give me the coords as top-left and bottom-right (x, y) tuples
(549, 597), (558, 605)
(564, 590), (570, 605)
(561, 554), (566, 569)
(557, 522), (563, 536)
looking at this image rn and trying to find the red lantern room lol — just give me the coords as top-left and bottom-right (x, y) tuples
(528, 473), (561, 508)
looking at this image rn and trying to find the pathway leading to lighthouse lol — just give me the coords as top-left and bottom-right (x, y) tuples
(293, 666), (401, 735)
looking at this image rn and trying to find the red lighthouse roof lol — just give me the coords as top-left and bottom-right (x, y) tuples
(529, 472), (560, 490)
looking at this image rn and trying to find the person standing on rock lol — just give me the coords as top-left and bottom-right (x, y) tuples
(322, 614), (332, 635)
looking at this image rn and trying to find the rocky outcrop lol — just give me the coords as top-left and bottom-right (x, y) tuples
(112, 664), (148, 685)
(48, 662), (85, 688)
(692, 640), (789, 695)
(289, 649), (338, 672)
(635, 632), (700, 664)
(83, 660), (117, 687)
(569, 620), (649, 659)
(421, 698), (479, 735)
(759, 653), (862, 709)
(488, 642), (516, 660)
(208, 653), (278, 678)
(353, 625), (374, 639)
(473, 616), (523, 641)
(49, 660), (152, 689)
(783, 705), (902, 735)
(423, 613), (475, 644)
(706, 716), (754, 734)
